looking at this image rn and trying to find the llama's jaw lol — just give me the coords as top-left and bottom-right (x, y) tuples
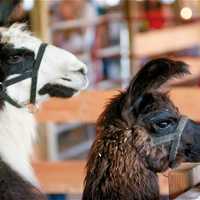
(38, 74), (88, 98)
(5, 72), (88, 106)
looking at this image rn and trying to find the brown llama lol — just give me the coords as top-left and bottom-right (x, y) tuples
(83, 58), (200, 200)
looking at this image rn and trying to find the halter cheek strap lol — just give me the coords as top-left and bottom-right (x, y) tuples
(30, 43), (47, 105)
(0, 43), (47, 108)
(152, 116), (188, 166)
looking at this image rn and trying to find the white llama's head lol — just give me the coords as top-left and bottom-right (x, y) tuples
(0, 23), (88, 107)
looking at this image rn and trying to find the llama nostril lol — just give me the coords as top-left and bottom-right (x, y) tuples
(77, 68), (86, 75)
(62, 77), (71, 81)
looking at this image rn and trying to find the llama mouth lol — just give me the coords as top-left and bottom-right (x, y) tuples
(38, 83), (78, 98)
(169, 160), (179, 169)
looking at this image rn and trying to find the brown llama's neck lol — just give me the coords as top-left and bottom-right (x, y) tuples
(83, 125), (160, 200)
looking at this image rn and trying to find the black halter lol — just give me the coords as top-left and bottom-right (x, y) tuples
(0, 43), (47, 108)
(152, 116), (188, 167)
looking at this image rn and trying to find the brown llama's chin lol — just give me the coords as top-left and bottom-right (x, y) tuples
(169, 155), (185, 169)
(146, 155), (169, 173)
(145, 145), (170, 173)
(147, 150), (184, 171)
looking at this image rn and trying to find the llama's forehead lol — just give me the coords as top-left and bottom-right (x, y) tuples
(140, 92), (178, 115)
(0, 24), (41, 53)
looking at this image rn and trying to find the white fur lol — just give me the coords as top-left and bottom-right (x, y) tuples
(0, 103), (38, 186)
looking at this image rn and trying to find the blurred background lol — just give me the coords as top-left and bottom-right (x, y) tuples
(1, 0), (200, 199)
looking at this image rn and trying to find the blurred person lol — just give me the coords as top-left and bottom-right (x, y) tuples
(0, 0), (20, 25)
(144, 0), (165, 30)
(52, 0), (97, 54)
(91, 1), (121, 83)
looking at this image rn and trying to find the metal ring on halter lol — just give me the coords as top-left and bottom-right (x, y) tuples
(0, 43), (47, 108)
(152, 116), (188, 167)
(0, 82), (5, 92)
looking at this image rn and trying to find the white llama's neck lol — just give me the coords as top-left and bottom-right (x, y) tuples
(0, 103), (38, 186)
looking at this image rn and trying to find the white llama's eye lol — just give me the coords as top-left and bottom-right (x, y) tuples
(7, 55), (23, 64)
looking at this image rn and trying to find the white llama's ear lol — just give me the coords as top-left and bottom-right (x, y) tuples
(8, 23), (30, 36)
(2, 23), (31, 43)
(10, 23), (28, 31)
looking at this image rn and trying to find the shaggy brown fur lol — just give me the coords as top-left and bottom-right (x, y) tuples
(83, 58), (200, 200)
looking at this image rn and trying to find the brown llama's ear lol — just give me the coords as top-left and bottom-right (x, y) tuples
(128, 58), (189, 99)
(121, 58), (189, 126)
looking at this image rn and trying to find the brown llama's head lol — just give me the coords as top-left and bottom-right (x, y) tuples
(98, 58), (200, 173)
(83, 58), (200, 200)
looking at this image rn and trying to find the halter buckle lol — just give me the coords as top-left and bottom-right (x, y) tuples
(26, 104), (39, 113)
(0, 82), (5, 92)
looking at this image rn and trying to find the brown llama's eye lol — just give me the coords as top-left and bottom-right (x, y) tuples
(7, 55), (23, 64)
(155, 120), (171, 129)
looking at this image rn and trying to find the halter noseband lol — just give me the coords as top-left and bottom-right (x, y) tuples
(152, 116), (188, 167)
(0, 43), (47, 108)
